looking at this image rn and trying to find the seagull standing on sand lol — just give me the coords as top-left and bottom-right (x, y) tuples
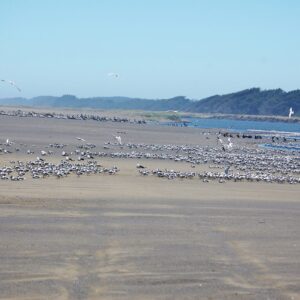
(5, 138), (13, 146)
(224, 165), (230, 175)
(1, 79), (21, 92)
(289, 107), (294, 118)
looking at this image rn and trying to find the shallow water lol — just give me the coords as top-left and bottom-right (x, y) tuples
(163, 117), (300, 134)
(260, 143), (300, 152)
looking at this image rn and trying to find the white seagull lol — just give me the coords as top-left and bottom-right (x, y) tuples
(114, 135), (122, 145)
(218, 136), (233, 151)
(76, 137), (86, 142)
(1, 79), (21, 92)
(5, 138), (13, 146)
(289, 107), (294, 118)
(107, 72), (120, 78)
(227, 137), (233, 149)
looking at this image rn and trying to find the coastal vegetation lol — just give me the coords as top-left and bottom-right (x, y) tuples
(0, 88), (299, 117)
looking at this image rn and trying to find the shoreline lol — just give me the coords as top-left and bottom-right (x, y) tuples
(1, 105), (299, 124)
(0, 110), (299, 299)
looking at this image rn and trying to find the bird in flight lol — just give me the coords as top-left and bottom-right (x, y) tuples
(217, 135), (233, 151)
(289, 107), (294, 118)
(107, 72), (120, 79)
(113, 135), (122, 145)
(76, 137), (86, 142)
(1, 79), (21, 92)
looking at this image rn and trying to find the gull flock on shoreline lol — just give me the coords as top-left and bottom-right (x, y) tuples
(0, 106), (299, 184)
(0, 131), (299, 184)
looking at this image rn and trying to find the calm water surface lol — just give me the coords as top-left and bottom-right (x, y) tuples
(164, 117), (300, 134)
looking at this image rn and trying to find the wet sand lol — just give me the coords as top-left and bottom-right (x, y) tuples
(0, 114), (299, 299)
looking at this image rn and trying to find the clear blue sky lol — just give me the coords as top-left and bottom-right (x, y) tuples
(1, 0), (299, 99)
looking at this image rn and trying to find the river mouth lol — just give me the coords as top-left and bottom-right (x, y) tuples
(159, 117), (300, 134)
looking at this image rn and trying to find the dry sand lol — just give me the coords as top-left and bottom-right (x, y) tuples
(0, 114), (299, 299)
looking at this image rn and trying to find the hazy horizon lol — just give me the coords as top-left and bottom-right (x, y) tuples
(1, 0), (300, 99)
(1, 87), (299, 101)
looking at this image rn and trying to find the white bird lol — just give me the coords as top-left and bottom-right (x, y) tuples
(5, 138), (14, 146)
(76, 137), (86, 142)
(115, 136), (122, 145)
(1, 79), (21, 92)
(218, 136), (233, 150)
(289, 107), (294, 118)
(114, 135), (122, 145)
(107, 72), (119, 78)
(227, 138), (233, 149)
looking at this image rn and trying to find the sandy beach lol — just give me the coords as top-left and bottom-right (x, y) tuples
(0, 113), (299, 299)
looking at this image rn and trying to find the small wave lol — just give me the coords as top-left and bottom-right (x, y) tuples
(160, 117), (300, 133)
(248, 129), (300, 136)
(260, 143), (300, 152)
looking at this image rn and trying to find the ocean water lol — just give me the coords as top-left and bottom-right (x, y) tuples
(260, 143), (300, 151)
(164, 117), (300, 134)
(161, 117), (300, 151)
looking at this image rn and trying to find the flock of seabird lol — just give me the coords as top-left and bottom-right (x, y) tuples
(0, 81), (299, 185)
(0, 109), (146, 124)
(0, 159), (119, 181)
(0, 130), (299, 184)
(138, 168), (300, 184)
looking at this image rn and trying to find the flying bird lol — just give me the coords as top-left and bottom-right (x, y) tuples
(76, 137), (86, 142)
(289, 107), (294, 118)
(1, 79), (21, 92)
(115, 136), (122, 145)
(113, 135), (122, 145)
(227, 137), (233, 149)
(107, 72), (119, 78)
(136, 163), (146, 169)
(218, 136), (233, 151)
